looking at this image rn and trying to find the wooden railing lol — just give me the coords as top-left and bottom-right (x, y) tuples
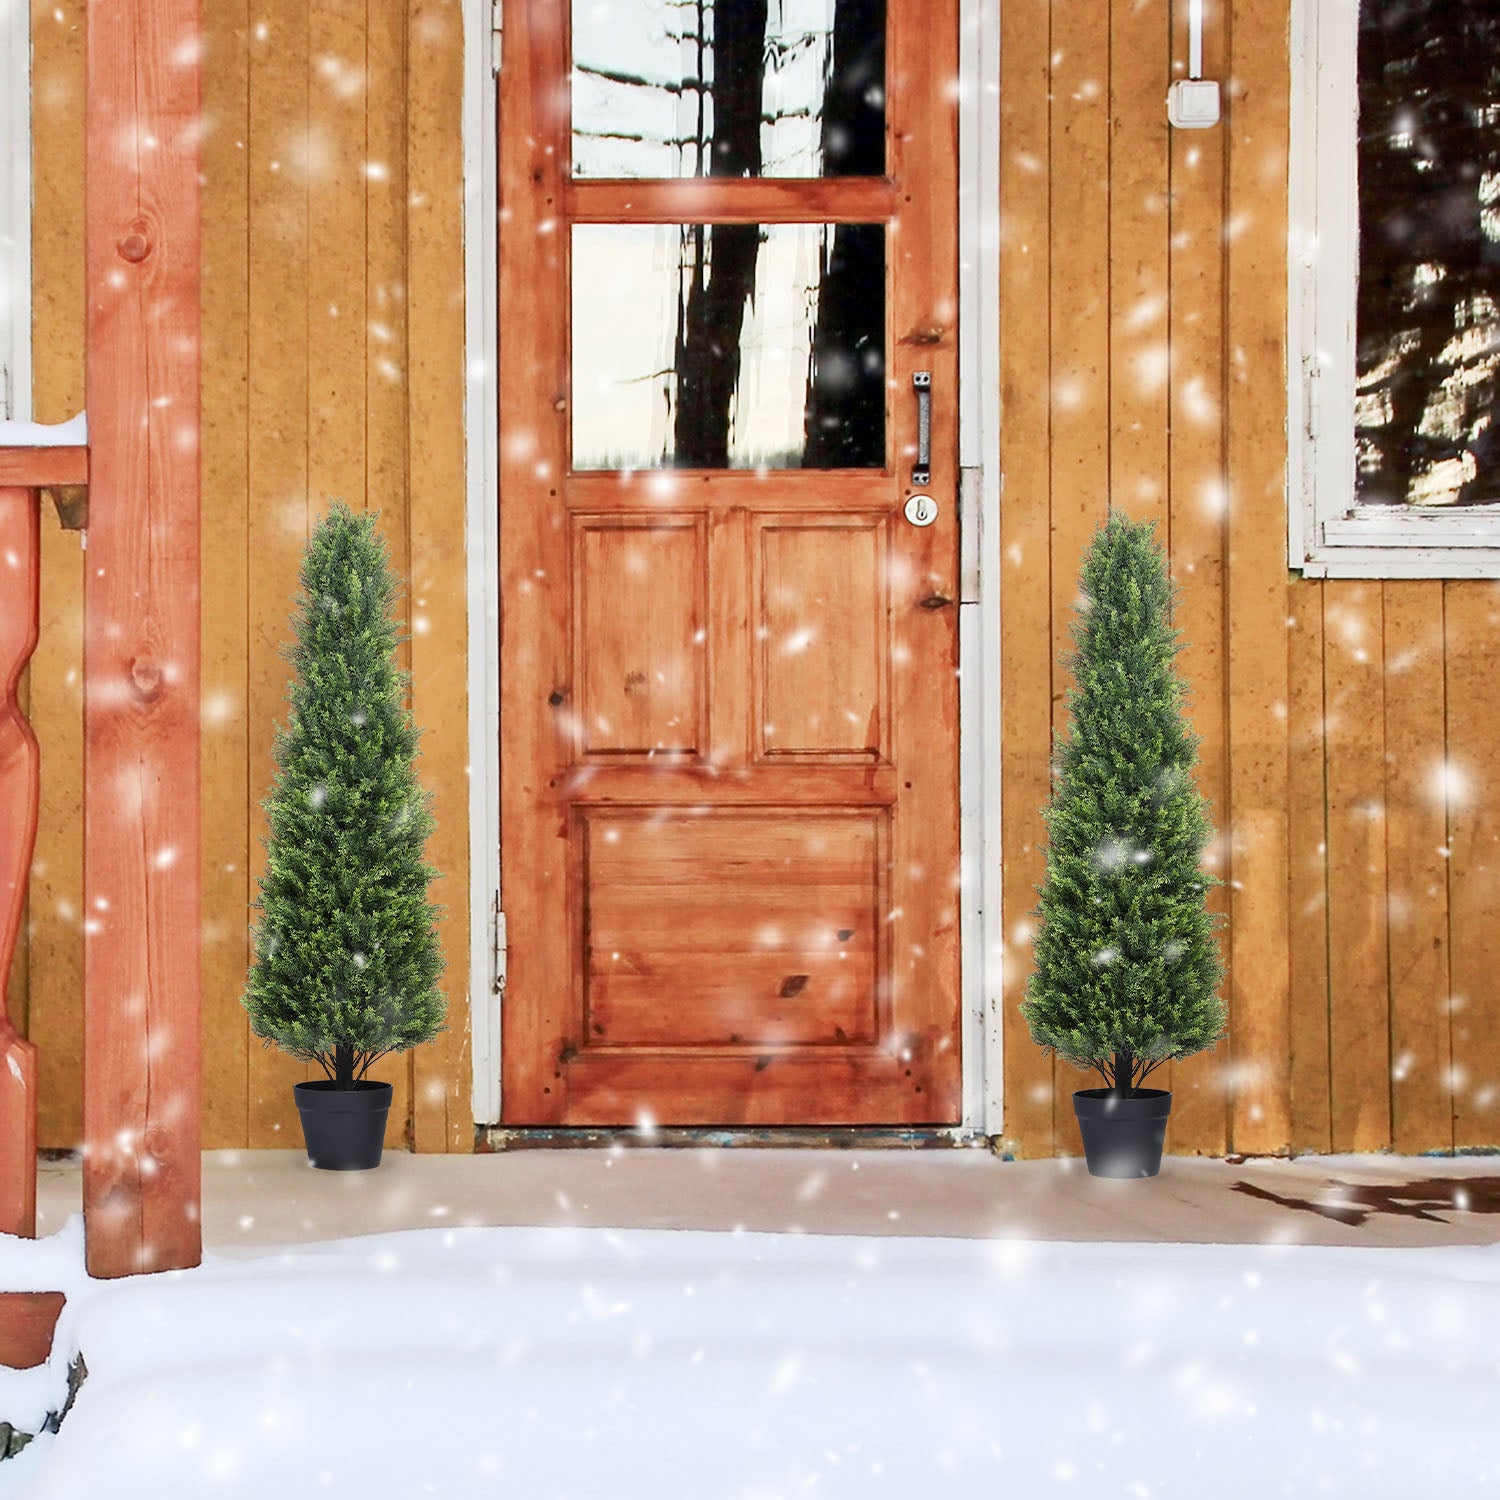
(0, 447), (88, 1245)
(0, 482), (43, 1243)
(0, 447), (87, 1369)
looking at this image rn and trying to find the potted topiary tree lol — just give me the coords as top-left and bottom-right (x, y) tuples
(242, 500), (447, 1170)
(1019, 511), (1227, 1178)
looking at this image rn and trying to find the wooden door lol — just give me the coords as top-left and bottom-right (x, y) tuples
(498, 0), (960, 1126)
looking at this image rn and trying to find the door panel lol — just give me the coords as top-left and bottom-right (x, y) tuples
(499, 0), (960, 1125)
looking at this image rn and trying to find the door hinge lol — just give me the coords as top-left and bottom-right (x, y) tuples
(490, 0), (503, 74)
(493, 893), (508, 996)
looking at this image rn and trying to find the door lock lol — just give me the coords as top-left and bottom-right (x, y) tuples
(904, 493), (938, 527)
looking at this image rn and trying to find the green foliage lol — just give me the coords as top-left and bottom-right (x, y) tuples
(242, 501), (446, 1088)
(1018, 512), (1227, 1096)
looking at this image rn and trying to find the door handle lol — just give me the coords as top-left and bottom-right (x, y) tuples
(912, 371), (932, 486)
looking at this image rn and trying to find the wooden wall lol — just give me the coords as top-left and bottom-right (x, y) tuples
(998, 0), (1500, 1159)
(18, 0), (1499, 1159)
(24, 0), (471, 1152)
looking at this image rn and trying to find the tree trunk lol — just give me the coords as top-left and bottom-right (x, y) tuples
(673, 0), (768, 467)
(335, 1042), (355, 1091)
(803, 0), (886, 467)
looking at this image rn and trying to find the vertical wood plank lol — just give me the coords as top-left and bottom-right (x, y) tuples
(307, 0), (369, 528)
(245, 0), (312, 1148)
(28, 0), (87, 1151)
(1109, 0), (1170, 537)
(199, 0), (252, 1151)
(1381, 580), (1452, 1154)
(1444, 581), (1500, 1152)
(997, 0), (1055, 1158)
(1047, 0), (1113, 1148)
(1164, 0), (1229, 1157)
(888, 0), (963, 1124)
(1322, 579), (1390, 1152)
(1286, 579), (1331, 1154)
(407, 0), (472, 1152)
(498, 0), (571, 1124)
(1221, 0), (1292, 1155)
(0, 490), (40, 1236)
(366, 0), (418, 1150)
(82, 0), (203, 1276)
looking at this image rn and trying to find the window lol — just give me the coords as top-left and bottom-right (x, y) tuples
(0, 0), (29, 423)
(1289, 0), (1500, 577)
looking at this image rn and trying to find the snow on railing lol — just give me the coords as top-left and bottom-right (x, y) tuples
(0, 414), (88, 448)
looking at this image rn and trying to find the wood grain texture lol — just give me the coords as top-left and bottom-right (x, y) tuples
(304, 0), (412, 1149)
(245, 0), (313, 1150)
(1164, 0), (1229, 1157)
(0, 451), (88, 486)
(499, 0), (572, 1125)
(1221, 0), (1292, 1156)
(1322, 580), (1390, 1153)
(199, 0), (252, 1151)
(500, 0), (961, 1126)
(566, 178), (900, 224)
(1047, 0), (1112, 1151)
(411, 0), (474, 1152)
(576, 519), (706, 756)
(1381, 581), (1452, 1155)
(997, 0), (1054, 1160)
(27, 0), (87, 1154)
(0, 490), (40, 1237)
(886, 0), (961, 1128)
(757, 520), (886, 758)
(1444, 581), (1500, 1152)
(82, 0), (203, 1276)
(1110, 0), (1170, 538)
(565, 472), (894, 512)
(1286, 580), (1331, 1154)
(583, 811), (883, 1049)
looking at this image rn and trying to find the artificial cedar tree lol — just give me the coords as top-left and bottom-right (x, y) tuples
(242, 502), (446, 1090)
(1020, 512), (1228, 1098)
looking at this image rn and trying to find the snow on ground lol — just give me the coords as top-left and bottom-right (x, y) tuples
(3, 1216), (1498, 1497)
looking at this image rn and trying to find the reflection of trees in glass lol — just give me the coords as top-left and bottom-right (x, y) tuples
(1357, 0), (1500, 507)
(674, 1), (768, 466)
(571, 1), (887, 469)
(804, 0), (885, 466)
(571, 0), (884, 178)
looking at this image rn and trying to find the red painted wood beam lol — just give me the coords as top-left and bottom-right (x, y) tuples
(0, 449), (89, 486)
(0, 489), (41, 1241)
(82, 0), (202, 1277)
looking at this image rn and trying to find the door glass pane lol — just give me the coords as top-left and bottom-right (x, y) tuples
(572, 0), (886, 179)
(572, 222), (885, 470)
(1356, 3), (1500, 506)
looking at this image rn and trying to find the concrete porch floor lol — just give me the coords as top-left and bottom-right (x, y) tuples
(33, 1145), (1500, 1253)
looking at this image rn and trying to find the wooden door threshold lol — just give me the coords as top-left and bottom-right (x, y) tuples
(478, 1126), (990, 1152)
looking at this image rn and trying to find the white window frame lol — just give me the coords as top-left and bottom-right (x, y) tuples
(0, 0), (30, 422)
(1288, 0), (1500, 579)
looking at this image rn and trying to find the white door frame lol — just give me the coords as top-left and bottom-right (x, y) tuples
(462, 0), (1004, 1135)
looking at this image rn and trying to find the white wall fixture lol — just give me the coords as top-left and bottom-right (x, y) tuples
(1167, 0), (1221, 129)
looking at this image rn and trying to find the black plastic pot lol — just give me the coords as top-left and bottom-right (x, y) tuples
(1073, 1088), (1172, 1178)
(294, 1080), (393, 1170)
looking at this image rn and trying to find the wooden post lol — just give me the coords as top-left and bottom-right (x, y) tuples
(82, 0), (203, 1277)
(0, 487), (41, 1241)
